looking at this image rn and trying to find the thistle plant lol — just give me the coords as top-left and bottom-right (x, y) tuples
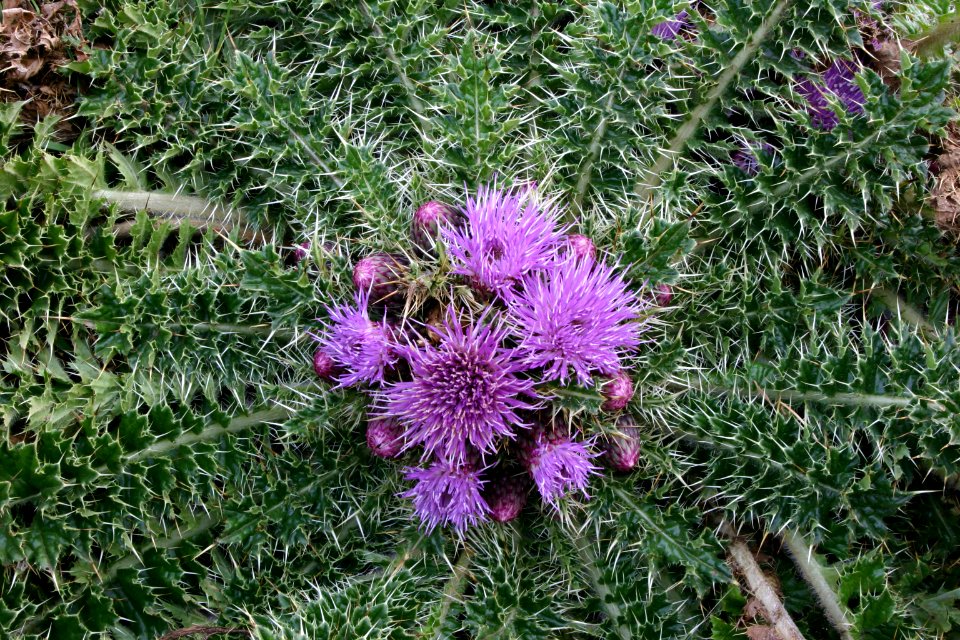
(2, 0), (960, 638)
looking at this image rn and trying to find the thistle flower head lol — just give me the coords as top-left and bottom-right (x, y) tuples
(796, 59), (865, 130)
(601, 369), (634, 412)
(823, 59), (865, 113)
(411, 200), (459, 251)
(316, 292), (397, 387)
(565, 234), (597, 262)
(353, 253), (408, 306)
(366, 418), (404, 458)
(604, 417), (642, 473)
(380, 309), (537, 464)
(442, 183), (565, 298)
(654, 283), (673, 306)
(402, 458), (489, 533)
(652, 10), (690, 40)
(483, 469), (530, 523)
(507, 256), (642, 386)
(312, 348), (341, 382)
(294, 241), (311, 263)
(521, 425), (599, 504)
(731, 142), (775, 177)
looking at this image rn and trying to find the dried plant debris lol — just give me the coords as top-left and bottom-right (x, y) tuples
(1, 0), (88, 137)
(931, 122), (960, 237)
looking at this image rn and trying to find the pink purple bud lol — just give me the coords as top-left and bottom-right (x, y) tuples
(566, 234), (597, 262)
(366, 418), (404, 458)
(483, 472), (530, 523)
(601, 370), (634, 412)
(313, 348), (340, 382)
(411, 201), (458, 251)
(655, 283), (673, 306)
(352, 253), (408, 306)
(604, 418), (642, 473)
(294, 241), (311, 263)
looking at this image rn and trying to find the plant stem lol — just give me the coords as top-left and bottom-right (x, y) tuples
(566, 519), (632, 640)
(669, 375), (946, 412)
(67, 316), (296, 339)
(432, 548), (474, 640)
(781, 528), (855, 640)
(126, 407), (292, 464)
(95, 190), (263, 243)
(103, 512), (220, 582)
(722, 524), (806, 640)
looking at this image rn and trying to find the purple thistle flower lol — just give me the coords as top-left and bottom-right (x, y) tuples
(483, 470), (530, 523)
(824, 59), (866, 113)
(601, 369), (635, 412)
(521, 425), (599, 504)
(412, 200), (460, 252)
(796, 59), (865, 131)
(565, 234), (597, 262)
(507, 257), (642, 386)
(353, 253), (408, 307)
(316, 292), (397, 388)
(402, 459), (490, 533)
(442, 184), (565, 298)
(367, 418), (404, 458)
(604, 417), (642, 473)
(379, 309), (537, 464)
(652, 10), (690, 40)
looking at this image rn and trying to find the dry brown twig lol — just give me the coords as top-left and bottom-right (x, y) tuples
(156, 626), (250, 640)
(721, 523), (806, 640)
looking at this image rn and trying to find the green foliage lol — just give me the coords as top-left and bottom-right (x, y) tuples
(2, 0), (960, 638)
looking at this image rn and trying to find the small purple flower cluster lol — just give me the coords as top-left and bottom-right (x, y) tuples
(796, 58), (866, 130)
(310, 184), (667, 533)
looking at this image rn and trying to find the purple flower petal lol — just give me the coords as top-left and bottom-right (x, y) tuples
(507, 257), (643, 386)
(442, 183), (565, 299)
(652, 10), (690, 40)
(379, 309), (538, 464)
(522, 426), (599, 504)
(316, 291), (398, 387)
(403, 460), (490, 533)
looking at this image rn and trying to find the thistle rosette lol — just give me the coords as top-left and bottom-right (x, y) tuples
(310, 181), (655, 533)
(379, 309), (538, 464)
(506, 256), (643, 386)
(315, 291), (398, 388)
(442, 183), (565, 298)
(402, 458), (490, 533)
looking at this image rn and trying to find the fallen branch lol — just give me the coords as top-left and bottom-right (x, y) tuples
(157, 626), (250, 640)
(722, 525), (805, 640)
(94, 190), (266, 244)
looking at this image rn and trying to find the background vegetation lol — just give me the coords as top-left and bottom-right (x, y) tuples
(2, 0), (960, 638)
